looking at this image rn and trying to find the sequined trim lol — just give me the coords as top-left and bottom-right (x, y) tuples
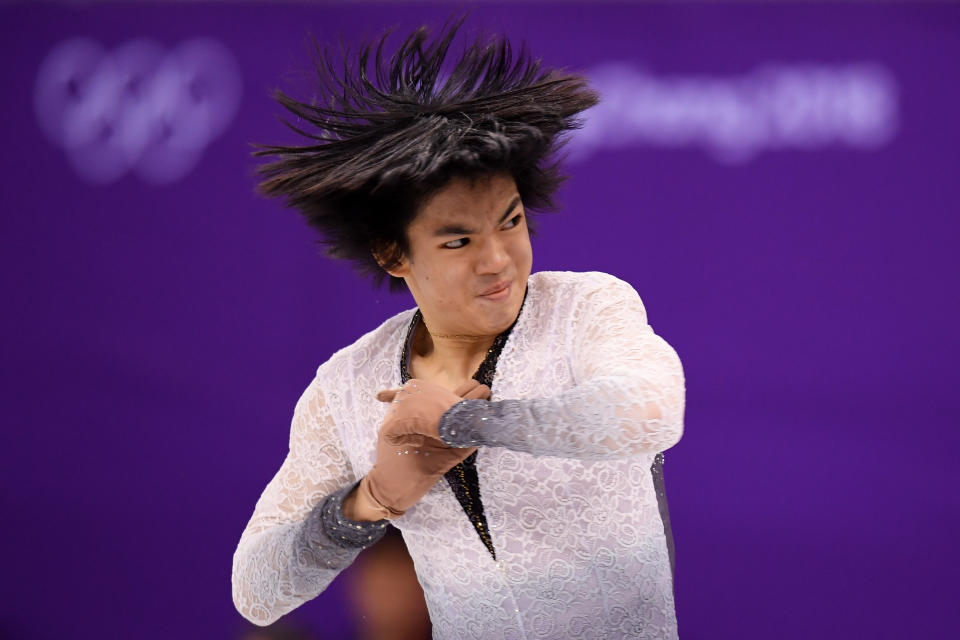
(399, 289), (528, 560)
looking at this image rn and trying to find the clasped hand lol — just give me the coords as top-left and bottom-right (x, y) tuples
(376, 378), (490, 446)
(356, 378), (490, 519)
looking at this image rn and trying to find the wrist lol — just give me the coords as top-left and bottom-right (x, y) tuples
(351, 475), (401, 520)
(342, 488), (381, 522)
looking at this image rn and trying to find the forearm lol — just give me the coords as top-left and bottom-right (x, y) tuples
(438, 375), (684, 460)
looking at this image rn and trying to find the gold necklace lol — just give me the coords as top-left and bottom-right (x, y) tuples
(429, 331), (487, 340)
(422, 319), (489, 341)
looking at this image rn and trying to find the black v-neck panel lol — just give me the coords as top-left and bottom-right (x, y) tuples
(399, 292), (527, 560)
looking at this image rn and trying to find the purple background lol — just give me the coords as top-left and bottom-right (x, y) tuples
(2, 2), (958, 639)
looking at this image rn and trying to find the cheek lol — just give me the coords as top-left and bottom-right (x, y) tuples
(510, 235), (533, 268)
(421, 261), (466, 304)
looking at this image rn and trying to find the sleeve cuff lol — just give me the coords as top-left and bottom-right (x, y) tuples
(313, 482), (390, 550)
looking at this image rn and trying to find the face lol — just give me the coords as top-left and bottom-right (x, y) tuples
(386, 172), (533, 337)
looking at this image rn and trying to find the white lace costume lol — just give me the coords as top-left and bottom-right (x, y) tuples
(232, 271), (686, 639)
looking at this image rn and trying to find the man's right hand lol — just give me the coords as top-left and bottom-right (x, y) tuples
(347, 379), (491, 520)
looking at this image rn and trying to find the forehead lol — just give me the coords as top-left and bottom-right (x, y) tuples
(412, 172), (519, 227)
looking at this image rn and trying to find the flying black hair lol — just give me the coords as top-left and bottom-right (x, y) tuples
(255, 17), (599, 291)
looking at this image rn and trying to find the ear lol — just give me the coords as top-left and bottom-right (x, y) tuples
(371, 243), (411, 279)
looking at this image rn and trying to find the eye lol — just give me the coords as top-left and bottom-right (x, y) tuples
(502, 213), (523, 229)
(443, 238), (470, 249)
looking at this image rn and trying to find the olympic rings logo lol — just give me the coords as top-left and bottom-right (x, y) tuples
(34, 38), (242, 185)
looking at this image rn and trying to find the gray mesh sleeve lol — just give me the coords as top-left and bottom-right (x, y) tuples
(437, 280), (685, 460)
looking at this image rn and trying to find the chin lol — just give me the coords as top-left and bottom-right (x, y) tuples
(478, 295), (524, 333)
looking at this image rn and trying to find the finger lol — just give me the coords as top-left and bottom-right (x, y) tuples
(453, 379), (481, 397)
(385, 433), (428, 448)
(376, 388), (401, 403)
(460, 383), (491, 401)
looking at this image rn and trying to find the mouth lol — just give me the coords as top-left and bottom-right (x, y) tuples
(479, 280), (512, 299)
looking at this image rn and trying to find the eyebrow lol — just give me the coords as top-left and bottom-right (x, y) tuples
(432, 195), (522, 236)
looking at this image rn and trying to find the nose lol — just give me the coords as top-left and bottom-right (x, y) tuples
(475, 235), (510, 275)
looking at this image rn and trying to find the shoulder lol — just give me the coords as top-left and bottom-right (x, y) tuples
(316, 307), (415, 385)
(512, 272), (646, 349)
(528, 270), (644, 313)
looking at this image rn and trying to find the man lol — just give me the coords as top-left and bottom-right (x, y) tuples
(232, 19), (685, 639)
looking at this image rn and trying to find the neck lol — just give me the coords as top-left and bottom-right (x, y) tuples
(411, 316), (497, 381)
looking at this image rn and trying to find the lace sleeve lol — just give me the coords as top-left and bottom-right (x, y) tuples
(231, 377), (387, 626)
(438, 279), (685, 460)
